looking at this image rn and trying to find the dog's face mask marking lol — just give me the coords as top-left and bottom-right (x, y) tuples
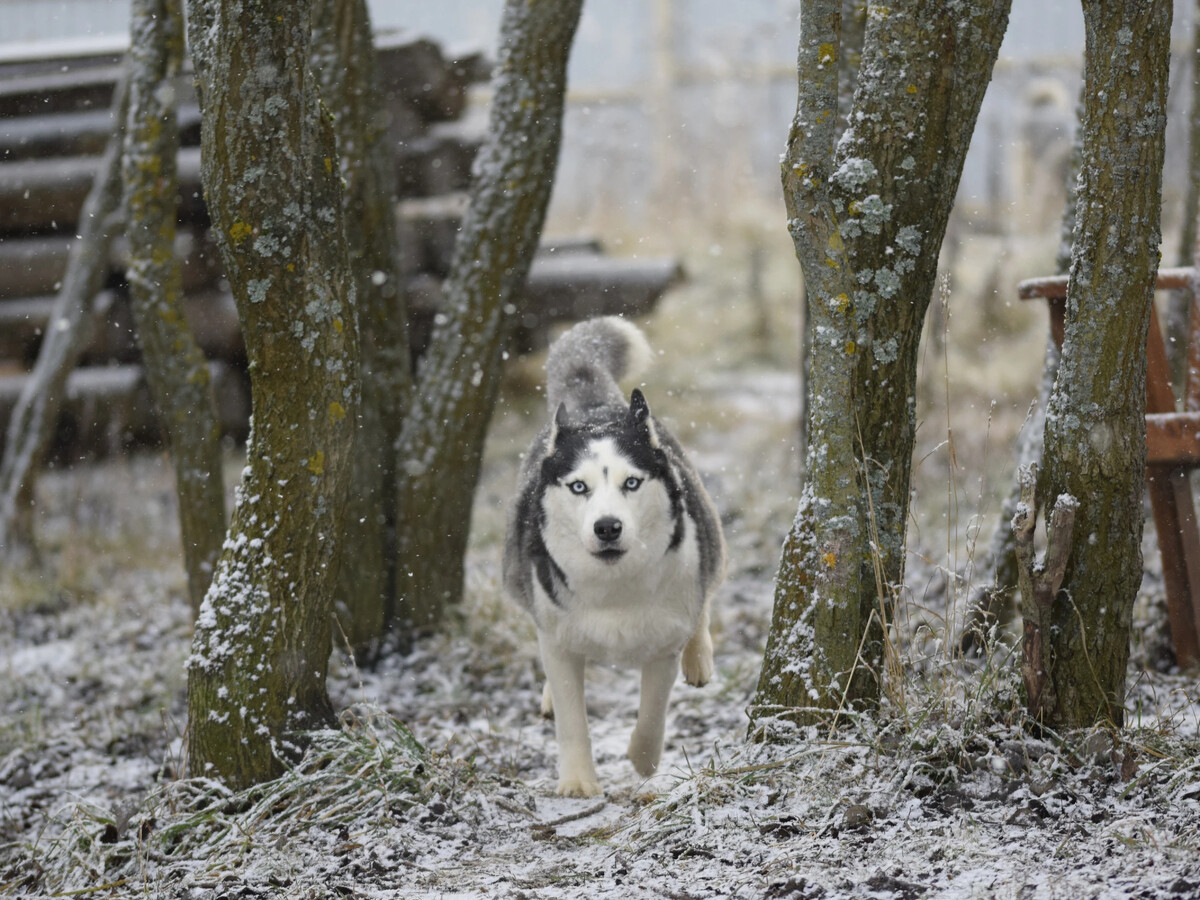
(539, 393), (676, 574)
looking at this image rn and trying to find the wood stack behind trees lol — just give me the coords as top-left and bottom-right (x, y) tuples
(0, 36), (680, 463)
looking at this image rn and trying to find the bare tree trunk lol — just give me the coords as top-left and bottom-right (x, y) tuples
(123, 0), (225, 616)
(0, 78), (129, 562)
(393, 0), (584, 630)
(1037, 0), (1171, 729)
(184, 0), (359, 788)
(311, 0), (412, 660)
(961, 88), (1083, 653)
(751, 0), (871, 731)
(752, 0), (1010, 728)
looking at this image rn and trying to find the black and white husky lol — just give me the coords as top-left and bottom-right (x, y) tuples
(504, 317), (726, 797)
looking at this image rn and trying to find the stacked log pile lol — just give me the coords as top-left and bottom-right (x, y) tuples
(0, 35), (681, 462)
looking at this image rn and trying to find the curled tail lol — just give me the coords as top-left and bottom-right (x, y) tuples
(545, 316), (653, 414)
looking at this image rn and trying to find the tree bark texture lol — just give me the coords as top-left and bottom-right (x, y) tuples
(752, 0), (871, 732)
(393, 0), (584, 630)
(752, 0), (1011, 726)
(184, 0), (359, 788)
(1038, 0), (1171, 728)
(123, 0), (226, 616)
(312, 0), (412, 659)
(0, 77), (129, 562)
(962, 87), (1083, 653)
(1011, 465), (1077, 720)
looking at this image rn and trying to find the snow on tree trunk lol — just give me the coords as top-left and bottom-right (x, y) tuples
(393, 0), (584, 630)
(1038, 0), (1171, 728)
(752, 0), (1010, 727)
(751, 0), (871, 733)
(0, 79), (128, 562)
(123, 0), (225, 617)
(184, 0), (359, 788)
(311, 0), (412, 660)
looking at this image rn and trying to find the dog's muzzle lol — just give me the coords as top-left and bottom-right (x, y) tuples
(592, 516), (626, 561)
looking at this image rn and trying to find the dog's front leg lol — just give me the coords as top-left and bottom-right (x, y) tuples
(539, 635), (601, 797)
(627, 653), (679, 777)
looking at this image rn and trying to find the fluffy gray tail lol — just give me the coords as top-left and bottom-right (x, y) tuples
(545, 316), (653, 415)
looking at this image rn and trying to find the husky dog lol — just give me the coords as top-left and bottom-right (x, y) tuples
(504, 317), (726, 797)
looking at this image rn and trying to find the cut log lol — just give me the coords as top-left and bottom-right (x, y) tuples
(0, 64), (122, 118)
(520, 253), (685, 326)
(396, 192), (468, 276)
(0, 104), (202, 162)
(0, 225), (221, 299)
(374, 34), (483, 123)
(0, 361), (249, 460)
(0, 145), (206, 234)
(395, 124), (483, 199)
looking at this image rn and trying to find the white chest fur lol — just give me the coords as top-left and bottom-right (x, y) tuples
(533, 522), (703, 666)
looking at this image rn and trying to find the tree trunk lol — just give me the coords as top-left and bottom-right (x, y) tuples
(751, 0), (871, 732)
(311, 0), (412, 660)
(752, 0), (1011, 727)
(123, 0), (225, 616)
(1037, 0), (1171, 728)
(184, 0), (359, 788)
(0, 78), (128, 562)
(393, 0), (584, 630)
(961, 88), (1084, 653)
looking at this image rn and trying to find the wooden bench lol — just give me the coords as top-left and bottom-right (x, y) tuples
(1019, 267), (1200, 666)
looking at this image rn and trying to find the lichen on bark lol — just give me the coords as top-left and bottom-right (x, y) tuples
(1037, 0), (1172, 728)
(752, 0), (1011, 729)
(392, 0), (584, 631)
(122, 0), (225, 617)
(184, 0), (359, 788)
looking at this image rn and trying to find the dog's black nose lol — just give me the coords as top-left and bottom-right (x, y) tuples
(594, 517), (623, 542)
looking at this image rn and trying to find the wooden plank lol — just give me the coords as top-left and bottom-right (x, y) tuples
(1146, 465), (1200, 667)
(1018, 266), (1195, 301)
(1146, 412), (1200, 464)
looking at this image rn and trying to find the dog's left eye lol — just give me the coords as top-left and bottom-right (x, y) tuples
(623, 476), (643, 491)
(568, 480), (588, 495)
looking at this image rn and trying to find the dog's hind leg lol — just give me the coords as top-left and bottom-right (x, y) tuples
(539, 635), (601, 797)
(540, 681), (554, 718)
(627, 654), (679, 777)
(681, 602), (714, 687)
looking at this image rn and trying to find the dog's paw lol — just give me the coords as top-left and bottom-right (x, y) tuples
(627, 729), (663, 777)
(556, 772), (603, 798)
(681, 633), (714, 687)
(540, 682), (554, 719)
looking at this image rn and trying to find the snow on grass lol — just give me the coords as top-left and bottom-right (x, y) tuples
(3, 257), (1200, 898)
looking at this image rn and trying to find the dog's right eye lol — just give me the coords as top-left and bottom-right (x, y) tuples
(567, 480), (588, 495)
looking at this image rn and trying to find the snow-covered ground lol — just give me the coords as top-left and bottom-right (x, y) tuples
(2, 271), (1199, 898)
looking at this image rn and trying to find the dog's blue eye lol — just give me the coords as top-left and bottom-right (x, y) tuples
(568, 480), (588, 495)
(624, 477), (642, 491)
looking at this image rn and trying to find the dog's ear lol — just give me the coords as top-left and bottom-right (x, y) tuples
(546, 403), (570, 454)
(629, 389), (660, 448)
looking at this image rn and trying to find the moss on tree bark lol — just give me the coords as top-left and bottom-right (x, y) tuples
(123, 0), (226, 616)
(1038, 0), (1172, 728)
(312, 0), (412, 659)
(184, 0), (359, 788)
(752, 0), (1011, 728)
(393, 0), (584, 630)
